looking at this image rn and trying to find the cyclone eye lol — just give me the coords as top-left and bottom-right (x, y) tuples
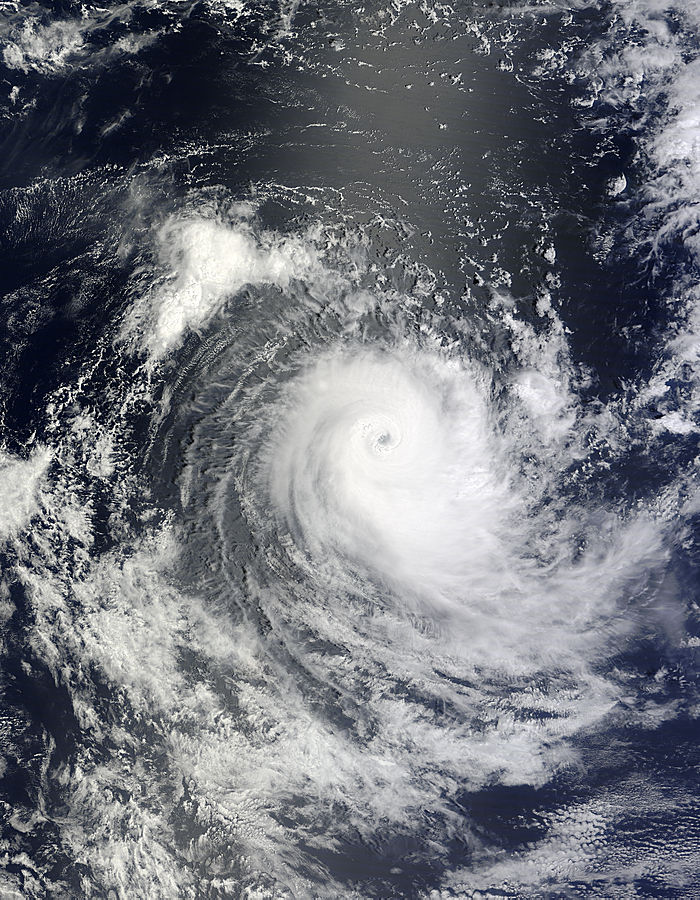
(357, 414), (400, 453)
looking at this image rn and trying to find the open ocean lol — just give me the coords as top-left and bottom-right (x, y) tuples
(0, 0), (699, 896)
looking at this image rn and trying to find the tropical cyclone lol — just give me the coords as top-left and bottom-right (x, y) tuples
(0, 0), (699, 894)
(256, 346), (510, 613)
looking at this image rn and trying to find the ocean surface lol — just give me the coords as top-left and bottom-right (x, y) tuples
(0, 0), (699, 896)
